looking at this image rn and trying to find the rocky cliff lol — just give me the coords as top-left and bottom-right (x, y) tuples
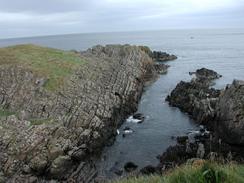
(0, 44), (172, 182)
(167, 68), (244, 145)
(162, 68), (244, 168)
(138, 68), (244, 177)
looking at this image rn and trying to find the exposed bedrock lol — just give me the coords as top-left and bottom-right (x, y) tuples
(216, 80), (244, 145)
(145, 72), (244, 175)
(167, 67), (244, 146)
(0, 44), (174, 182)
(139, 46), (177, 62)
(166, 68), (222, 127)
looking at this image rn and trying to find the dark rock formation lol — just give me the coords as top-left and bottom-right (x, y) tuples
(140, 165), (157, 175)
(124, 162), (138, 172)
(166, 68), (221, 126)
(151, 51), (177, 62)
(139, 46), (177, 62)
(160, 68), (244, 173)
(194, 68), (222, 80)
(215, 80), (244, 145)
(0, 44), (172, 182)
(167, 68), (244, 146)
(133, 113), (145, 122)
(154, 63), (170, 74)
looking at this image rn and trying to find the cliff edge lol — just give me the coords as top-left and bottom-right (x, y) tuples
(0, 44), (172, 182)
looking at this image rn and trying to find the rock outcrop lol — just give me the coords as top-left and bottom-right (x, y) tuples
(151, 51), (177, 62)
(161, 68), (244, 171)
(0, 44), (173, 182)
(139, 46), (177, 62)
(166, 68), (221, 126)
(216, 80), (244, 145)
(167, 68), (244, 145)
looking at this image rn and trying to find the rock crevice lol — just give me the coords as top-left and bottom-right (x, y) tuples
(0, 44), (174, 182)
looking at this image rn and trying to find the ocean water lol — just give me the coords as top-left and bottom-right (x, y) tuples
(1, 29), (244, 178)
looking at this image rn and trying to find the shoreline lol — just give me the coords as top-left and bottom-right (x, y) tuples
(0, 44), (176, 182)
(135, 68), (244, 178)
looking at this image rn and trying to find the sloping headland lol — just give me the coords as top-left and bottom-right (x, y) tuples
(1, 44), (244, 183)
(0, 44), (176, 182)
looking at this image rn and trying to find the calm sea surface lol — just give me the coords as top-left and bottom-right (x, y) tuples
(1, 29), (244, 178)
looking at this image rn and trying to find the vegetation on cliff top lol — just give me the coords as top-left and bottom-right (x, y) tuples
(0, 44), (85, 90)
(114, 162), (244, 183)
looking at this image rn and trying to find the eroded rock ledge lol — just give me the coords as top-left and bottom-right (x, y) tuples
(0, 44), (175, 182)
(154, 68), (244, 174)
(167, 68), (244, 145)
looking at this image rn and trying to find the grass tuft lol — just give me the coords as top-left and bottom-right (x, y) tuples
(114, 162), (244, 183)
(0, 109), (15, 117)
(0, 44), (85, 91)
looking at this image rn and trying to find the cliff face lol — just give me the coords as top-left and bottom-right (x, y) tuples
(152, 69), (244, 175)
(165, 68), (244, 166)
(216, 80), (244, 145)
(167, 68), (244, 146)
(0, 44), (167, 182)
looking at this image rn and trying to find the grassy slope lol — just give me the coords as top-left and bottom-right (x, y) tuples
(0, 44), (85, 91)
(115, 163), (244, 183)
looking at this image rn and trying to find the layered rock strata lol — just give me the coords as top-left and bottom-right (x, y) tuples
(0, 44), (173, 182)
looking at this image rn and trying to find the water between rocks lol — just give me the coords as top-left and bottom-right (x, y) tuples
(1, 28), (244, 179)
(95, 63), (198, 179)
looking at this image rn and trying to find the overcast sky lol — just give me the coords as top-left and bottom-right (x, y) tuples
(1, 0), (244, 38)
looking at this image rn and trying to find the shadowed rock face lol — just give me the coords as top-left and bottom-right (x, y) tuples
(166, 68), (244, 156)
(144, 69), (244, 175)
(0, 44), (171, 182)
(216, 80), (244, 145)
(166, 68), (221, 126)
(138, 46), (177, 62)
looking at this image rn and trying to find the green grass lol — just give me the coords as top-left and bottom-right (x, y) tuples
(30, 118), (55, 126)
(0, 109), (15, 117)
(0, 44), (85, 91)
(114, 162), (244, 183)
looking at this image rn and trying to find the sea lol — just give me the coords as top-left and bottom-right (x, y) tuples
(1, 29), (244, 178)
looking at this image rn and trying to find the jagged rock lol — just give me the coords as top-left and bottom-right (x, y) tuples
(124, 162), (138, 172)
(176, 136), (188, 145)
(166, 68), (221, 126)
(133, 113), (145, 122)
(215, 80), (244, 145)
(168, 70), (244, 146)
(29, 154), (48, 175)
(68, 145), (87, 161)
(140, 165), (157, 175)
(0, 44), (171, 182)
(49, 156), (72, 179)
(154, 63), (170, 74)
(195, 68), (222, 80)
(139, 46), (177, 62)
(152, 51), (177, 62)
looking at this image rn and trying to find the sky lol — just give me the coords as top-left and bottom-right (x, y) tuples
(0, 0), (244, 38)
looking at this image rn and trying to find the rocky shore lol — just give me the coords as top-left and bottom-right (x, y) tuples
(0, 44), (175, 182)
(139, 68), (244, 176)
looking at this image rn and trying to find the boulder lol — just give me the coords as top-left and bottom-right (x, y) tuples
(152, 51), (177, 62)
(29, 154), (48, 175)
(195, 68), (222, 80)
(140, 165), (157, 175)
(49, 155), (72, 179)
(124, 162), (138, 172)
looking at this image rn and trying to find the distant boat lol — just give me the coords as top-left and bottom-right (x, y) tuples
(190, 36), (194, 39)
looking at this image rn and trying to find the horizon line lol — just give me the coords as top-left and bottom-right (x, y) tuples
(1, 27), (244, 40)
